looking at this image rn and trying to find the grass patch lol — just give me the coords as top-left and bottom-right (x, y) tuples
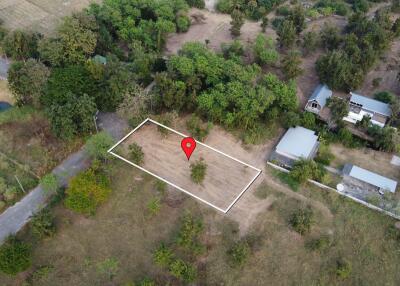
(254, 182), (276, 199)
(271, 169), (299, 191)
(0, 106), (36, 125)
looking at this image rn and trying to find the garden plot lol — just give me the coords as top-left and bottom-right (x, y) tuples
(109, 119), (261, 213)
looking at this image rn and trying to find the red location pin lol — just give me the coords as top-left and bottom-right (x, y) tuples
(181, 137), (196, 160)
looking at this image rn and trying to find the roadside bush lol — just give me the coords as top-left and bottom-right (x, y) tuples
(0, 236), (31, 275)
(190, 158), (207, 184)
(65, 168), (111, 215)
(85, 132), (114, 161)
(289, 207), (314, 235)
(227, 240), (250, 267)
(336, 258), (352, 279)
(39, 173), (58, 194)
(129, 143), (144, 165)
(154, 244), (174, 268)
(30, 208), (56, 239)
(290, 159), (326, 184)
(186, 114), (212, 141)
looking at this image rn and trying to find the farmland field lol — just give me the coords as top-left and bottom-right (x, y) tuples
(0, 0), (101, 35)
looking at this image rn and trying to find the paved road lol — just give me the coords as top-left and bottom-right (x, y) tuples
(0, 113), (128, 243)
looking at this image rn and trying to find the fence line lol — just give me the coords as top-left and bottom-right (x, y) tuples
(267, 161), (400, 221)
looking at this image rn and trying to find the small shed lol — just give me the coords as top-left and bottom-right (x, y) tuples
(270, 126), (320, 167)
(305, 84), (332, 115)
(342, 164), (397, 193)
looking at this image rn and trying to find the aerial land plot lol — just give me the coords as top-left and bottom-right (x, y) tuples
(111, 119), (261, 212)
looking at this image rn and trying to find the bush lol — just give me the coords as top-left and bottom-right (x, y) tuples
(176, 214), (204, 254)
(186, 0), (205, 8)
(289, 207), (314, 235)
(315, 144), (334, 165)
(65, 168), (111, 215)
(327, 97), (349, 124)
(40, 173), (58, 194)
(30, 208), (56, 239)
(176, 16), (191, 33)
(186, 114), (212, 141)
(154, 244), (174, 268)
(374, 91), (394, 104)
(190, 158), (207, 184)
(290, 159), (326, 184)
(283, 111), (301, 128)
(227, 240), (250, 267)
(85, 132), (114, 161)
(253, 34), (279, 65)
(129, 143), (144, 165)
(0, 236), (31, 275)
(336, 258), (352, 279)
(306, 235), (332, 251)
(169, 259), (197, 282)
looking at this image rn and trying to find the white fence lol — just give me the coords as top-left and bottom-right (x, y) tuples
(266, 161), (400, 221)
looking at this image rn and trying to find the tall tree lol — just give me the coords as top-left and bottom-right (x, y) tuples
(2, 30), (39, 60)
(277, 20), (296, 48)
(230, 9), (245, 37)
(282, 50), (303, 80)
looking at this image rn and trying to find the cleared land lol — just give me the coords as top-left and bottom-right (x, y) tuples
(0, 0), (100, 35)
(113, 121), (260, 212)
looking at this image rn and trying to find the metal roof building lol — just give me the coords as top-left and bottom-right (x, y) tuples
(275, 126), (319, 160)
(350, 92), (391, 117)
(308, 84), (332, 108)
(342, 164), (397, 193)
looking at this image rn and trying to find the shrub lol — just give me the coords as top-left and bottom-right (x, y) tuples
(290, 159), (326, 184)
(186, 0), (205, 8)
(65, 168), (111, 215)
(306, 235), (332, 251)
(227, 240), (250, 267)
(289, 207), (314, 235)
(96, 258), (119, 281)
(0, 236), (31, 275)
(147, 198), (161, 216)
(253, 34), (279, 65)
(39, 173), (58, 194)
(374, 91), (394, 104)
(176, 16), (191, 33)
(154, 244), (174, 268)
(336, 258), (352, 279)
(30, 208), (56, 239)
(129, 143), (144, 165)
(186, 114), (212, 141)
(176, 214), (204, 254)
(315, 144), (334, 165)
(190, 158), (207, 184)
(283, 111), (301, 128)
(327, 97), (349, 124)
(85, 132), (114, 161)
(169, 259), (197, 282)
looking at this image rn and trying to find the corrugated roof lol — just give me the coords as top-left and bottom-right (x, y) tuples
(350, 92), (391, 117)
(344, 164), (397, 193)
(308, 84), (332, 108)
(275, 126), (319, 159)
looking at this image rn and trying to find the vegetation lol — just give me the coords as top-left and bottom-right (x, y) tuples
(227, 240), (250, 267)
(65, 167), (111, 215)
(0, 236), (31, 275)
(327, 97), (349, 124)
(85, 132), (114, 161)
(282, 50), (303, 80)
(253, 34), (279, 65)
(186, 114), (212, 141)
(289, 159), (327, 185)
(129, 143), (145, 165)
(289, 207), (314, 235)
(39, 173), (58, 194)
(30, 208), (56, 239)
(190, 159), (207, 184)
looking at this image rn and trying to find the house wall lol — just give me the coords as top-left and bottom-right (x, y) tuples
(305, 101), (321, 114)
(343, 109), (386, 127)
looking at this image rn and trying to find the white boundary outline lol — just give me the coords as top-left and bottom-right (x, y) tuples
(108, 118), (262, 213)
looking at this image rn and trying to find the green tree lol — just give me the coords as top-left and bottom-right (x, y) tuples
(154, 244), (174, 267)
(65, 168), (111, 215)
(290, 159), (326, 184)
(186, 0), (205, 8)
(289, 207), (314, 235)
(2, 30), (39, 60)
(176, 214), (204, 254)
(190, 158), (207, 184)
(85, 132), (114, 161)
(282, 50), (303, 79)
(288, 5), (306, 34)
(336, 258), (352, 279)
(326, 96), (349, 123)
(320, 24), (342, 50)
(47, 93), (97, 139)
(0, 236), (31, 275)
(7, 59), (50, 108)
(283, 111), (301, 128)
(316, 51), (352, 91)
(277, 20), (296, 48)
(129, 143), (144, 165)
(374, 91), (394, 104)
(230, 9), (245, 37)
(261, 15), (269, 32)
(302, 31), (319, 55)
(176, 15), (191, 32)
(253, 34), (279, 65)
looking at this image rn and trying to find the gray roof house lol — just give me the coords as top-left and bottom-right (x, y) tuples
(305, 84), (333, 115)
(270, 126), (320, 167)
(342, 164), (397, 193)
(343, 92), (391, 127)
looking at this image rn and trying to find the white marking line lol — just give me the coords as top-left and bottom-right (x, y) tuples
(108, 118), (262, 213)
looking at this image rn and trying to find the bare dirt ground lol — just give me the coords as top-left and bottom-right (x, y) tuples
(0, 0), (100, 35)
(166, 8), (276, 54)
(114, 122), (261, 211)
(0, 80), (12, 103)
(330, 143), (400, 182)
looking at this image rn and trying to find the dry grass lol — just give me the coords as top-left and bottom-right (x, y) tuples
(0, 0), (101, 35)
